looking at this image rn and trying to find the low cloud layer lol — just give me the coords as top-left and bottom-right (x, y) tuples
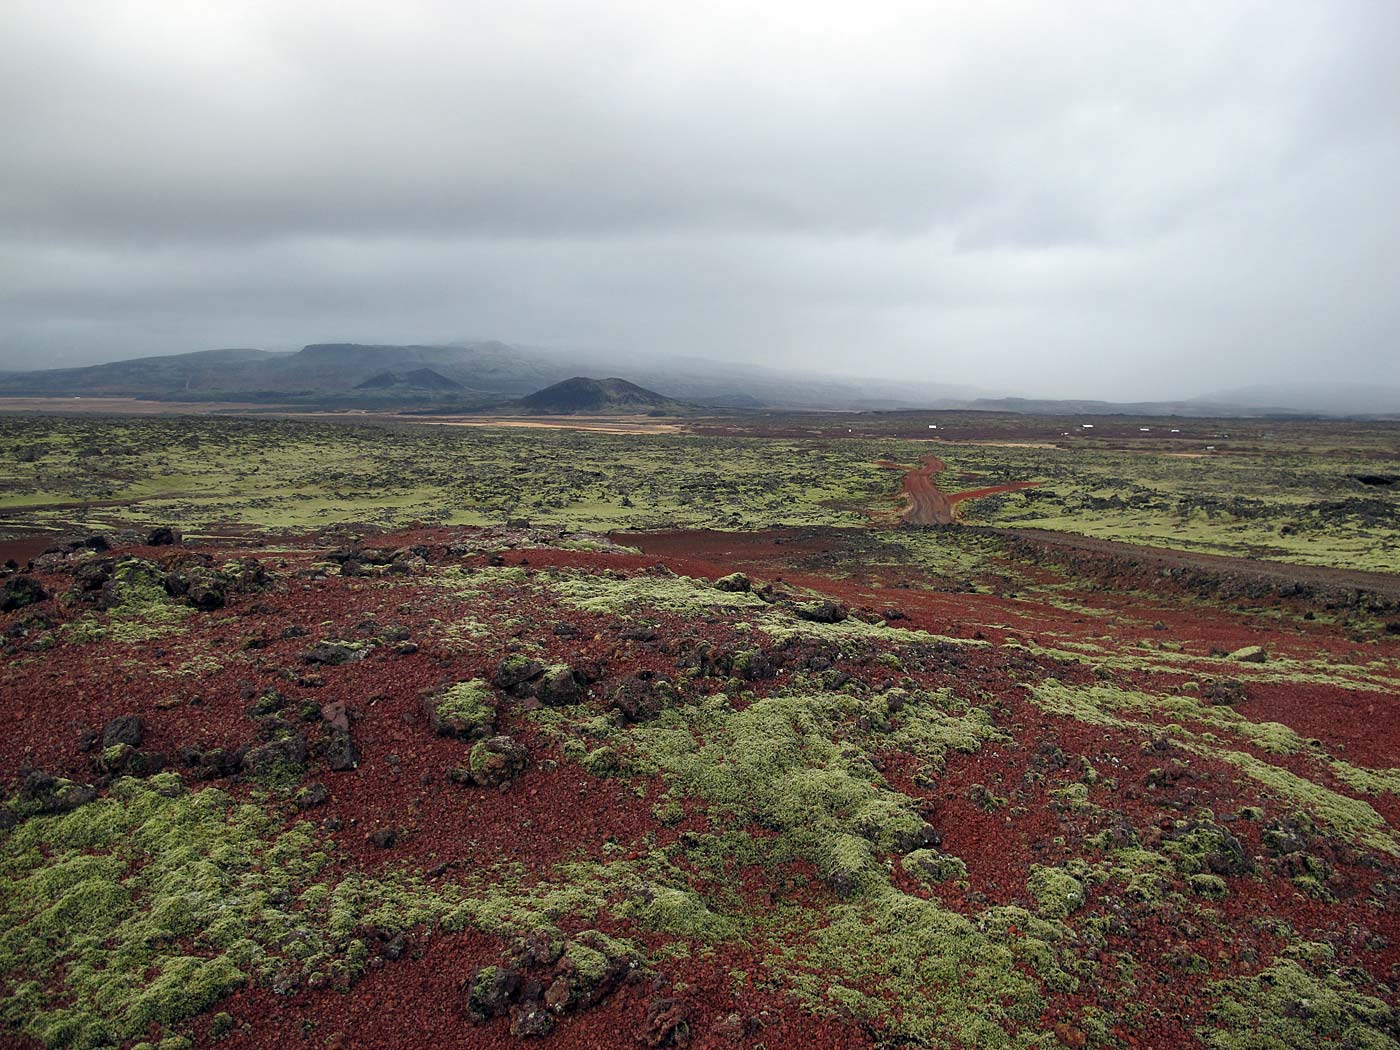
(2, 1), (1397, 398)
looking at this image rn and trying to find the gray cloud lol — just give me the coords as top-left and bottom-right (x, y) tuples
(1, 0), (1397, 398)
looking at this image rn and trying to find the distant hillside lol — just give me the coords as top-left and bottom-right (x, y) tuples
(2, 339), (1393, 416)
(514, 377), (684, 414)
(0, 343), (564, 404)
(354, 368), (462, 391)
(0, 341), (983, 410)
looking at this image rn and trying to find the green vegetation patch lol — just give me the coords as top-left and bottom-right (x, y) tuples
(63, 558), (192, 645)
(1201, 957), (1399, 1049)
(545, 569), (768, 616)
(0, 776), (441, 1048)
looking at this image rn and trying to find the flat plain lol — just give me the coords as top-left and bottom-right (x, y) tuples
(3, 409), (1400, 1050)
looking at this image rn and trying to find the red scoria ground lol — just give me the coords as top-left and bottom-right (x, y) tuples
(3, 524), (1400, 1049)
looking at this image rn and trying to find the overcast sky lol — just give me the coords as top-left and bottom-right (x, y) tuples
(1, 1), (1397, 399)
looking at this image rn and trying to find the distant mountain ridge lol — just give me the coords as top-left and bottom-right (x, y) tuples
(0, 341), (978, 410)
(0, 341), (1395, 416)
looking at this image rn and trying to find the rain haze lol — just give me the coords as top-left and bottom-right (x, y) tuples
(2, 0), (1398, 402)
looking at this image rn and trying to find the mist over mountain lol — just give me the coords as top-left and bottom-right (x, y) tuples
(0, 341), (1396, 417)
(0, 341), (979, 411)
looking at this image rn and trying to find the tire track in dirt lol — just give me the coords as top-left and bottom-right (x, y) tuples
(896, 456), (1041, 525)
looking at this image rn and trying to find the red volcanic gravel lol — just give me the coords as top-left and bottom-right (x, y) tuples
(3, 524), (1400, 1050)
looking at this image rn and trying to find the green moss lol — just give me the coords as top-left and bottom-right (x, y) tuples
(767, 889), (1073, 1047)
(1026, 865), (1087, 919)
(617, 886), (736, 940)
(63, 558), (192, 645)
(546, 569), (768, 616)
(1201, 958), (1399, 1049)
(1211, 750), (1399, 856)
(1189, 874), (1229, 899)
(428, 679), (495, 738)
(0, 777), (453, 1048)
(901, 849), (968, 885)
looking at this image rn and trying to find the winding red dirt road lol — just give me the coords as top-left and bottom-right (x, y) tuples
(900, 455), (956, 525)
(897, 456), (1041, 525)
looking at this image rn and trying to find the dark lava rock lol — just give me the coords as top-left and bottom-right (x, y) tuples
(367, 827), (397, 849)
(552, 622), (580, 638)
(145, 526), (183, 546)
(167, 567), (227, 611)
(493, 656), (545, 692)
(301, 641), (365, 666)
(509, 1001), (554, 1038)
(98, 744), (166, 778)
(535, 665), (584, 706)
(639, 997), (691, 1047)
(0, 574), (48, 612)
(794, 599), (847, 624)
(893, 822), (942, 852)
(421, 684), (495, 740)
(468, 736), (529, 788)
(13, 771), (97, 818)
(322, 726), (359, 772)
(320, 699), (350, 733)
(1203, 678), (1248, 706)
(241, 734), (308, 778)
(102, 714), (145, 749)
(223, 557), (269, 592)
(1168, 820), (1254, 877)
(466, 965), (520, 1021)
(294, 783), (330, 809)
(607, 675), (679, 724)
(182, 746), (245, 780)
(73, 560), (114, 592)
(619, 625), (658, 642)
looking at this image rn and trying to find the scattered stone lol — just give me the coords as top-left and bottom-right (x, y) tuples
(145, 526), (183, 546)
(12, 771), (97, 819)
(1203, 678), (1248, 706)
(639, 997), (691, 1047)
(0, 574), (48, 612)
(423, 680), (496, 740)
(102, 714), (145, 749)
(322, 725), (359, 772)
(607, 675), (679, 724)
(535, 664), (584, 706)
(1227, 644), (1267, 664)
(294, 783), (330, 809)
(466, 965), (520, 1021)
(301, 641), (365, 665)
(494, 655), (545, 693)
(241, 734), (308, 779)
(366, 931), (402, 961)
(794, 599), (847, 624)
(320, 699), (350, 733)
(509, 1001), (554, 1038)
(367, 827), (397, 849)
(468, 736), (529, 788)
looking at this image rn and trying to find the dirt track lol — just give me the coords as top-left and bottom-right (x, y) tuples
(898, 456), (1042, 525)
(899, 455), (955, 525)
